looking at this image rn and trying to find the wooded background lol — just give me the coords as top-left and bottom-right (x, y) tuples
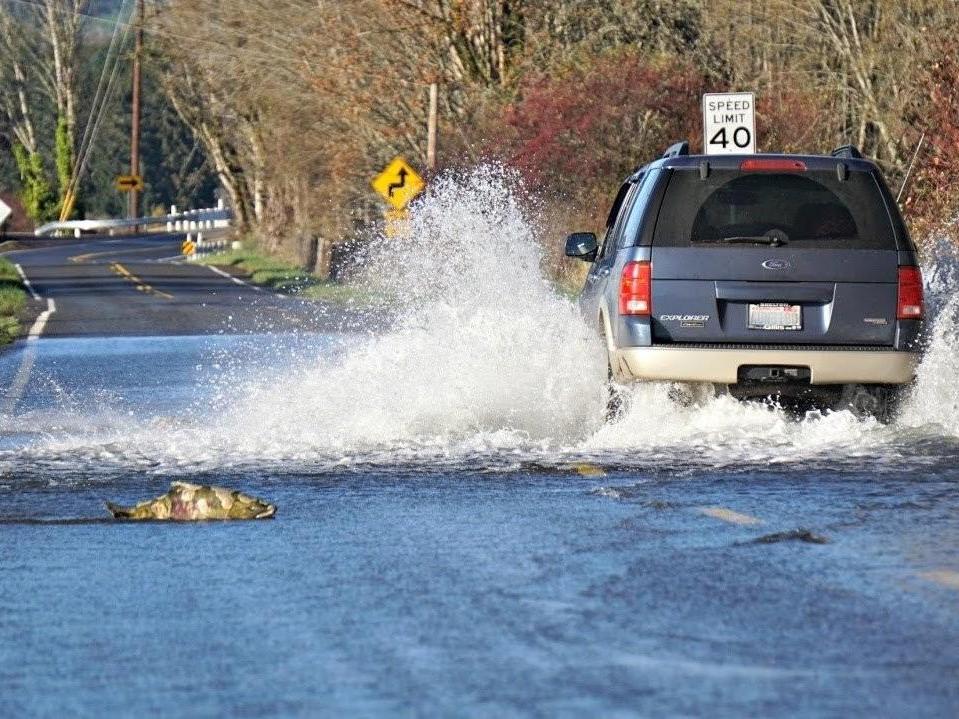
(0, 1), (956, 273)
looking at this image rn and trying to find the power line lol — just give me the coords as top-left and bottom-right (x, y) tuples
(0, 0), (418, 81)
(59, 0), (134, 220)
(0, 0), (325, 66)
(61, 0), (133, 219)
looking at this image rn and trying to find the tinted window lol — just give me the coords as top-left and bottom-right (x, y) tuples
(618, 168), (664, 247)
(604, 183), (632, 230)
(653, 169), (896, 249)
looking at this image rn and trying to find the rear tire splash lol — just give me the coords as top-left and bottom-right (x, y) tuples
(839, 384), (906, 423)
(605, 362), (627, 422)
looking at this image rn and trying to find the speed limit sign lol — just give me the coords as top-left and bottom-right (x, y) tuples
(703, 92), (756, 155)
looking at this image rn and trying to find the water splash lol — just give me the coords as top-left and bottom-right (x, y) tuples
(214, 166), (605, 458)
(899, 238), (959, 434)
(4, 167), (959, 476)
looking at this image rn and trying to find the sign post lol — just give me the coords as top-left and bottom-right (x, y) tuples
(371, 157), (425, 238)
(702, 92), (756, 155)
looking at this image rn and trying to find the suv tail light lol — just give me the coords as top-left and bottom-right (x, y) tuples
(897, 266), (924, 319)
(619, 261), (651, 316)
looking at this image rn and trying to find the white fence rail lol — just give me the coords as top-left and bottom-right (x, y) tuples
(35, 200), (232, 237)
(184, 231), (233, 260)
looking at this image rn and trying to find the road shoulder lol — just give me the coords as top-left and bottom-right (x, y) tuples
(0, 258), (30, 346)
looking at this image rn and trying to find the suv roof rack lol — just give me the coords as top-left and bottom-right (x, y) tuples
(831, 144), (863, 159)
(662, 141), (690, 159)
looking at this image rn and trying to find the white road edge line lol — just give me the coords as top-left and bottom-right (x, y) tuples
(15, 263), (41, 301)
(207, 265), (264, 292)
(27, 298), (56, 341)
(3, 296), (54, 415)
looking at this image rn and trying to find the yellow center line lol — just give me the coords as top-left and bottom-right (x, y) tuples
(699, 507), (764, 526)
(109, 262), (174, 300)
(70, 250), (107, 264)
(70, 245), (173, 264)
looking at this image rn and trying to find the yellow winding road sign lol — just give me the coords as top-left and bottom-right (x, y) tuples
(371, 157), (425, 210)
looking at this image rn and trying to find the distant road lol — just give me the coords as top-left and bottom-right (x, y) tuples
(4, 234), (342, 338)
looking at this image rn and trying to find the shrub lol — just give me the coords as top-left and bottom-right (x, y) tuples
(496, 50), (707, 210)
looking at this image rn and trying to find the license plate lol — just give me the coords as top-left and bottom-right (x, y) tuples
(748, 303), (801, 331)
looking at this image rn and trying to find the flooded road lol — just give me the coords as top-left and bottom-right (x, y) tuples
(3, 171), (959, 716)
(3, 330), (959, 717)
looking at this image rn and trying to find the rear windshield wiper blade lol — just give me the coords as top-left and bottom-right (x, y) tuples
(691, 236), (788, 245)
(694, 235), (789, 245)
(722, 235), (788, 245)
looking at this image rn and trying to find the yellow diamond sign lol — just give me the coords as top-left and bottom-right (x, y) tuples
(371, 156), (425, 210)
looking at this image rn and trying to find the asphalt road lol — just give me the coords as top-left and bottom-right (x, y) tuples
(6, 234), (341, 337)
(1, 234), (958, 716)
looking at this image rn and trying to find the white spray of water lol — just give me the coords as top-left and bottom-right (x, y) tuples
(899, 238), (959, 434)
(203, 166), (607, 459)
(5, 167), (959, 473)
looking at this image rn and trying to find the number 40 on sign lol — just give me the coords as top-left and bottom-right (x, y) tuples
(702, 92), (756, 155)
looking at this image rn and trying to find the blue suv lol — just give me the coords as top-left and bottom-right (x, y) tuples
(565, 142), (924, 417)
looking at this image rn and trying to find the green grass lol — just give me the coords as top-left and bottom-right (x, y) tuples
(195, 248), (373, 304)
(0, 257), (26, 345)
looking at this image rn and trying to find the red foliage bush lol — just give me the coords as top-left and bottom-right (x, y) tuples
(491, 55), (836, 202)
(903, 39), (959, 242)
(756, 87), (836, 155)
(493, 50), (707, 204)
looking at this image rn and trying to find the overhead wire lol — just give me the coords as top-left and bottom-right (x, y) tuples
(0, 0), (443, 220)
(0, 0), (416, 81)
(60, 0), (134, 220)
(72, 0), (131, 178)
(61, 8), (132, 220)
(0, 0), (136, 220)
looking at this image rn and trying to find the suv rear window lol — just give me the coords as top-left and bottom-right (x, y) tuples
(652, 169), (897, 249)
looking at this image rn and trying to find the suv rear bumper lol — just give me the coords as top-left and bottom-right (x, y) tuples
(612, 346), (918, 385)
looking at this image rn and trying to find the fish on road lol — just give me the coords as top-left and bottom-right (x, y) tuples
(106, 481), (276, 521)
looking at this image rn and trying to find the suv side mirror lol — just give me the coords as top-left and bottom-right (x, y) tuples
(565, 232), (598, 262)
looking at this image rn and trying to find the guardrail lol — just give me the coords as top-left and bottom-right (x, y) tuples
(34, 200), (232, 237)
(182, 231), (233, 260)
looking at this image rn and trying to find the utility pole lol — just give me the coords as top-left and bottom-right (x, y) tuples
(129, 0), (144, 225)
(426, 82), (438, 172)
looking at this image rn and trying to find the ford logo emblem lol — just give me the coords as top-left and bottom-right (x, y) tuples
(762, 259), (791, 270)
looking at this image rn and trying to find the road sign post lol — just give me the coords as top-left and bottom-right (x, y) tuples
(702, 92), (756, 155)
(382, 208), (410, 238)
(427, 82), (438, 171)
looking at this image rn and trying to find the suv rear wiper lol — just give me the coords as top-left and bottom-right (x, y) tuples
(691, 230), (790, 245)
(691, 235), (790, 246)
(720, 235), (789, 246)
